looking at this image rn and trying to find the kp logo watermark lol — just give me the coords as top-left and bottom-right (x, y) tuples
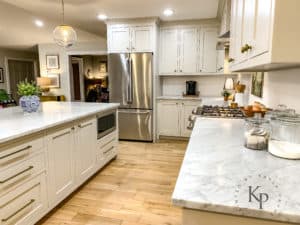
(248, 186), (269, 209)
(234, 174), (282, 212)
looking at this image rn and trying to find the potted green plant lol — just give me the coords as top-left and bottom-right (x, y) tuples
(17, 79), (41, 113)
(221, 90), (231, 101)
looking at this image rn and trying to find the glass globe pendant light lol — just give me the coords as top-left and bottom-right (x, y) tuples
(53, 0), (77, 48)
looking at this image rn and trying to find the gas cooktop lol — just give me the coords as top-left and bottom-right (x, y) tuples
(193, 105), (245, 119)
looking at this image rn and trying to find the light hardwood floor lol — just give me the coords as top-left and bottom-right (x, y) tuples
(38, 140), (188, 225)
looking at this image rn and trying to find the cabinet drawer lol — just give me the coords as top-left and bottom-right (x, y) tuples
(97, 136), (117, 166)
(97, 131), (117, 149)
(0, 137), (44, 168)
(0, 174), (47, 225)
(0, 153), (46, 195)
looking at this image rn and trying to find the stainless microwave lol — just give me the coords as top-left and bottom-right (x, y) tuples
(97, 111), (116, 139)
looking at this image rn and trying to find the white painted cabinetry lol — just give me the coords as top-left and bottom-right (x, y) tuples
(157, 101), (181, 137)
(160, 29), (179, 74)
(230, 0), (300, 71)
(74, 119), (97, 185)
(159, 25), (218, 75)
(107, 24), (154, 53)
(157, 100), (200, 137)
(47, 126), (75, 207)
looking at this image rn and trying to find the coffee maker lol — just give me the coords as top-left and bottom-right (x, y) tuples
(186, 81), (197, 96)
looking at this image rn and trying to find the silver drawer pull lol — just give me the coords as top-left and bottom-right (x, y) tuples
(104, 147), (114, 154)
(2, 199), (35, 222)
(0, 166), (34, 184)
(0, 146), (32, 160)
(53, 131), (71, 140)
(78, 122), (93, 128)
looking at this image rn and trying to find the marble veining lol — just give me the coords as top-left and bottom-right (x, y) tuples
(0, 102), (119, 144)
(172, 118), (300, 223)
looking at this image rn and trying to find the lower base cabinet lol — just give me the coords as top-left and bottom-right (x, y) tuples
(157, 100), (200, 138)
(0, 110), (118, 225)
(0, 173), (47, 225)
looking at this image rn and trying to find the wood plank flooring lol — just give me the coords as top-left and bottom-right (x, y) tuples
(38, 140), (188, 225)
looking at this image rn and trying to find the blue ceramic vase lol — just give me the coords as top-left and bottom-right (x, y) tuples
(19, 95), (40, 113)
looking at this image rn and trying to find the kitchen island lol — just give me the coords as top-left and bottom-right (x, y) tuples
(173, 118), (300, 225)
(0, 102), (119, 225)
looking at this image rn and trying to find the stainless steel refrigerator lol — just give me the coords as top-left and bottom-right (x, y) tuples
(108, 53), (153, 141)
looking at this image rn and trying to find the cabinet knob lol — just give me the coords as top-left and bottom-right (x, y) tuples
(174, 69), (177, 72)
(241, 44), (253, 53)
(228, 58), (235, 63)
(180, 70), (183, 72)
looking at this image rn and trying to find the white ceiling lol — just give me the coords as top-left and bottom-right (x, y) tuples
(0, 0), (220, 50)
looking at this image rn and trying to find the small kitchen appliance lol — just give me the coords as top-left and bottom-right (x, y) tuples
(186, 81), (197, 96)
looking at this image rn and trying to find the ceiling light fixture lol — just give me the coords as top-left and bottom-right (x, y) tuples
(53, 0), (77, 48)
(97, 14), (108, 20)
(163, 8), (174, 17)
(34, 20), (44, 27)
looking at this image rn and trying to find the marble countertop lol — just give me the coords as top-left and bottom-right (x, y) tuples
(0, 102), (119, 144)
(172, 117), (300, 223)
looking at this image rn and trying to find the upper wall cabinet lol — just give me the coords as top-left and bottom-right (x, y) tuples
(107, 24), (156, 53)
(159, 25), (219, 75)
(229, 0), (300, 71)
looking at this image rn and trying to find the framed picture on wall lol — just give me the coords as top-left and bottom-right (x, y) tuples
(0, 68), (4, 83)
(251, 72), (264, 97)
(47, 73), (60, 88)
(46, 55), (60, 69)
(99, 61), (107, 73)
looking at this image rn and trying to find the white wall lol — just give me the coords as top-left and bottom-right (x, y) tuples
(161, 75), (237, 97)
(38, 41), (107, 101)
(240, 68), (300, 113)
(0, 48), (38, 91)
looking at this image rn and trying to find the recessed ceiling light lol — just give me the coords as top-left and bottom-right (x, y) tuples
(34, 20), (44, 27)
(163, 8), (174, 17)
(97, 14), (108, 20)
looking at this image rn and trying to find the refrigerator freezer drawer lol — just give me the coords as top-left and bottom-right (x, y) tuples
(118, 109), (153, 141)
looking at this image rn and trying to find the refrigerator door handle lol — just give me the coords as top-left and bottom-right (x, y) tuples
(119, 110), (151, 114)
(127, 57), (133, 104)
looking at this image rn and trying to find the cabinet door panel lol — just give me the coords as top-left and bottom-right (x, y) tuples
(47, 127), (75, 207)
(253, 0), (273, 57)
(160, 29), (179, 74)
(108, 27), (130, 53)
(181, 102), (199, 137)
(199, 28), (218, 73)
(180, 28), (198, 73)
(131, 26), (153, 52)
(75, 119), (97, 184)
(242, 0), (256, 59)
(158, 101), (180, 137)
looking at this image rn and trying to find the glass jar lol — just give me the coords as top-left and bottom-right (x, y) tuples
(244, 113), (270, 150)
(269, 114), (300, 158)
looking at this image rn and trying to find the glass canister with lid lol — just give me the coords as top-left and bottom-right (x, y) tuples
(244, 113), (271, 150)
(269, 113), (300, 159)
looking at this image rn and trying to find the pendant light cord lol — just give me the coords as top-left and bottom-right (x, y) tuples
(61, 0), (65, 24)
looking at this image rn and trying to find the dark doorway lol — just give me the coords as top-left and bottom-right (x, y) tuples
(8, 59), (35, 102)
(71, 62), (81, 101)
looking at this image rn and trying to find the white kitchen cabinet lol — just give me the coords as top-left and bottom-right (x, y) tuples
(157, 101), (181, 137)
(159, 25), (219, 75)
(47, 126), (75, 207)
(108, 26), (131, 53)
(217, 49), (225, 73)
(230, 0), (300, 71)
(131, 26), (154, 52)
(199, 28), (218, 73)
(180, 102), (198, 137)
(107, 24), (155, 53)
(74, 118), (97, 185)
(160, 29), (179, 74)
(157, 100), (199, 137)
(180, 28), (198, 73)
